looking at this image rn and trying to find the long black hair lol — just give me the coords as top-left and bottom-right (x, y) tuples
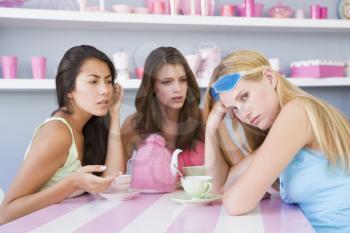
(134, 46), (204, 150)
(54, 45), (115, 169)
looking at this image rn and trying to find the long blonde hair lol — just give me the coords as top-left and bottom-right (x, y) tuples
(203, 50), (350, 172)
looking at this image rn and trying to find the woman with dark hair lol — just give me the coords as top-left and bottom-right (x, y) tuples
(0, 45), (124, 224)
(121, 47), (205, 191)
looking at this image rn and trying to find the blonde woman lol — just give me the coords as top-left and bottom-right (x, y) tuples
(204, 50), (350, 232)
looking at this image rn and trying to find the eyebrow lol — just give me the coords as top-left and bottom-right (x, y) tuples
(87, 74), (112, 79)
(159, 75), (186, 81)
(235, 89), (244, 101)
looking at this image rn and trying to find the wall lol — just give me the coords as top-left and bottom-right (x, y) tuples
(0, 0), (349, 191)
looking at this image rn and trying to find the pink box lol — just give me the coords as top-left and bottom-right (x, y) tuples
(291, 65), (345, 78)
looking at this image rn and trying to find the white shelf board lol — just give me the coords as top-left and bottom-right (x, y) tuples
(197, 77), (350, 88)
(286, 77), (350, 87)
(1, 7), (350, 33)
(1, 78), (349, 92)
(0, 79), (142, 91)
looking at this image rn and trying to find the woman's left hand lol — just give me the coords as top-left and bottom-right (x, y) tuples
(110, 83), (124, 116)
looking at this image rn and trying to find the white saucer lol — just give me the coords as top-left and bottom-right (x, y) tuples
(139, 189), (169, 194)
(98, 190), (140, 201)
(170, 192), (222, 206)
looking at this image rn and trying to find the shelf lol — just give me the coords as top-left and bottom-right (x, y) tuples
(1, 7), (350, 33)
(0, 79), (141, 91)
(1, 78), (349, 92)
(286, 77), (350, 87)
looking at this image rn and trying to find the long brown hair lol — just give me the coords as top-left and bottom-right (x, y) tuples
(133, 47), (204, 150)
(204, 50), (350, 172)
(54, 45), (115, 168)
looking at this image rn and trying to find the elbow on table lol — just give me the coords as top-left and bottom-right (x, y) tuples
(222, 192), (256, 216)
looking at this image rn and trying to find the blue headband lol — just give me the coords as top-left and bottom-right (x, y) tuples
(210, 71), (246, 101)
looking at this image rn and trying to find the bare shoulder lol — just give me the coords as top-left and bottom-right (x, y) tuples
(28, 120), (73, 162)
(281, 98), (307, 114)
(264, 98), (312, 151)
(121, 113), (137, 134)
(121, 113), (141, 156)
(39, 120), (72, 145)
(275, 98), (310, 128)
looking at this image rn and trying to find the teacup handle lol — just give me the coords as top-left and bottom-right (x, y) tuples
(200, 182), (212, 198)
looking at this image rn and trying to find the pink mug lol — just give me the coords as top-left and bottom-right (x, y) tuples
(320, 7), (328, 19)
(150, 0), (166, 14)
(221, 4), (235, 16)
(135, 66), (144, 79)
(31, 56), (46, 79)
(310, 4), (320, 19)
(1, 56), (17, 79)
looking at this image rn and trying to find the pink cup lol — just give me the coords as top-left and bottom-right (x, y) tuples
(221, 4), (235, 16)
(310, 4), (320, 19)
(151, 0), (165, 14)
(135, 66), (144, 79)
(1, 56), (17, 79)
(245, 0), (255, 17)
(237, 3), (262, 17)
(31, 56), (46, 79)
(254, 3), (264, 17)
(320, 7), (328, 19)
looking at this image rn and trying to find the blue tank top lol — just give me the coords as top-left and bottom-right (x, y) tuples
(279, 149), (350, 233)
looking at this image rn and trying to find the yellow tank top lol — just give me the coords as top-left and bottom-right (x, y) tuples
(24, 117), (83, 197)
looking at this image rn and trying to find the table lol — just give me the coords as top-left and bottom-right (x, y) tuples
(0, 192), (314, 233)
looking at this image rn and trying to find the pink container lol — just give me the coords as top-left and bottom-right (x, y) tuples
(320, 7), (328, 19)
(291, 65), (345, 78)
(237, 3), (263, 17)
(268, 2), (293, 18)
(180, 0), (215, 16)
(149, 0), (166, 14)
(135, 66), (144, 79)
(310, 4), (321, 19)
(31, 56), (46, 79)
(254, 3), (264, 17)
(221, 4), (235, 16)
(245, 0), (255, 17)
(1, 56), (17, 79)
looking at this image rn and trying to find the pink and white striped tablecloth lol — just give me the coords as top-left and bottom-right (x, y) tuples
(0, 192), (315, 233)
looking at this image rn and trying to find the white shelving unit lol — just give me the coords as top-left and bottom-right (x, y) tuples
(1, 77), (349, 91)
(1, 7), (350, 33)
(0, 7), (349, 91)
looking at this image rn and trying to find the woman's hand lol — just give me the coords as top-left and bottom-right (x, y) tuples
(109, 83), (124, 116)
(70, 165), (116, 194)
(206, 102), (228, 130)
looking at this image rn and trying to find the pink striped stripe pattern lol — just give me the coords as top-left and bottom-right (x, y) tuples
(0, 193), (315, 233)
(74, 194), (162, 233)
(260, 194), (315, 233)
(0, 194), (94, 233)
(166, 202), (222, 233)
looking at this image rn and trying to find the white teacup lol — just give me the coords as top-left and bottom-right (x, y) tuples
(181, 176), (213, 199)
(182, 166), (207, 176)
(108, 174), (132, 192)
